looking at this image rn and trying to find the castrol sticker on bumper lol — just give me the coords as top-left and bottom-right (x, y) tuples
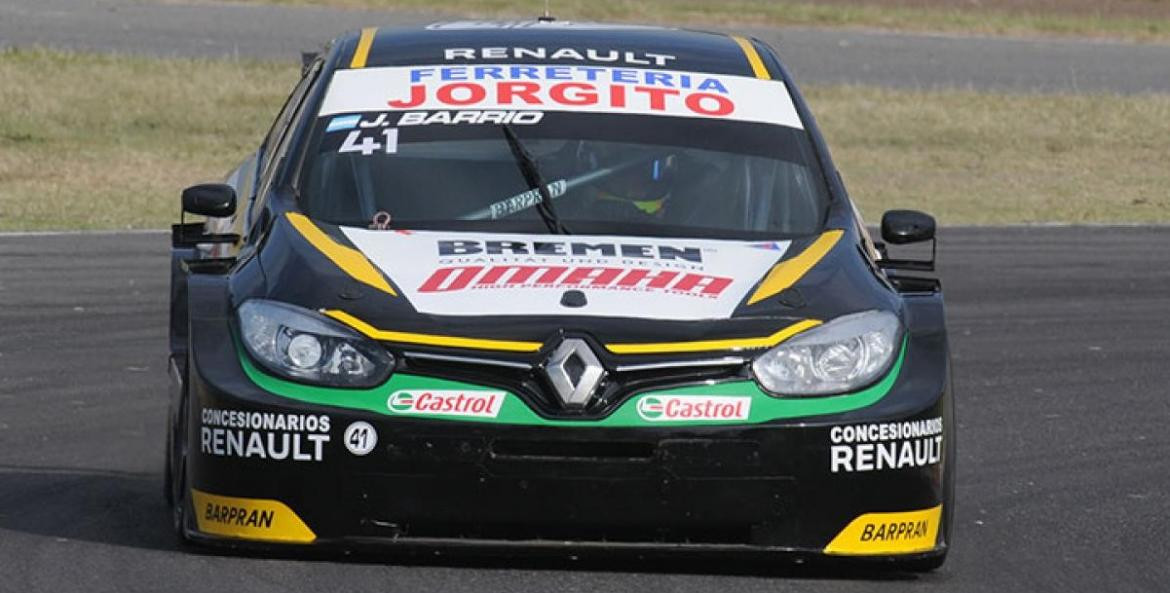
(387, 390), (505, 418)
(636, 394), (751, 422)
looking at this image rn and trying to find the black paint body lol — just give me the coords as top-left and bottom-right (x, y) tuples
(165, 22), (955, 568)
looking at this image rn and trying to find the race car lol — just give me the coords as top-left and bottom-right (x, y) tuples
(166, 19), (954, 571)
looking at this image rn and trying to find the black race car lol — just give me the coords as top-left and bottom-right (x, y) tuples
(166, 19), (954, 571)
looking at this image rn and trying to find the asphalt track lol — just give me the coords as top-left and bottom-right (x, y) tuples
(1, 227), (1168, 592)
(3, 0), (1170, 93)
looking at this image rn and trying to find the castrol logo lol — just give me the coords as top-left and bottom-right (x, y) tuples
(635, 395), (751, 422)
(387, 390), (505, 418)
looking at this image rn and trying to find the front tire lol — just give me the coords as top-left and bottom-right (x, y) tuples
(171, 459), (189, 544)
(167, 354), (192, 544)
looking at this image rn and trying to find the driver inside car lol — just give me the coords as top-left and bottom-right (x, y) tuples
(555, 144), (725, 226)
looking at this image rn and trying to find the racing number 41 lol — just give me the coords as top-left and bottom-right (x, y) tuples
(349, 426), (371, 449)
(339, 128), (398, 155)
(342, 421), (378, 456)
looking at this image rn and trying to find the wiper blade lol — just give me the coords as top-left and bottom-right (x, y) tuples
(462, 155), (663, 221)
(500, 124), (570, 235)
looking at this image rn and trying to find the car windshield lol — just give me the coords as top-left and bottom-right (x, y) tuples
(297, 63), (831, 239)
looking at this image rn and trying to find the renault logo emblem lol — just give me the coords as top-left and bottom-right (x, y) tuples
(544, 338), (605, 408)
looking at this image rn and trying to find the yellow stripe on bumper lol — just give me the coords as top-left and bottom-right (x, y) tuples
(324, 309), (544, 352)
(604, 319), (821, 355)
(327, 309), (821, 356)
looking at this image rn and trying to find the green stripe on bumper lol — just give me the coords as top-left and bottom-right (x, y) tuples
(237, 342), (905, 427)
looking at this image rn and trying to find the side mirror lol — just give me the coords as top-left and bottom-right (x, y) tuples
(877, 209), (937, 273)
(181, 183), (237, 218)
(881, 209), (935, 245)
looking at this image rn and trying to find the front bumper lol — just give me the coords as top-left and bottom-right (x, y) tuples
(179, 322), (953, 563)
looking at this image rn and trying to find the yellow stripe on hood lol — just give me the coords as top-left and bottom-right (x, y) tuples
(747, 230), (843, 305)
(286, 212), (396, 296)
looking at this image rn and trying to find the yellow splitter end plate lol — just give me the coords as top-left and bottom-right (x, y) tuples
(824, 505), (942, 555)
(191, 489), (316, 543)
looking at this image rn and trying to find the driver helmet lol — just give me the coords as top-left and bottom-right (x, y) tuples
(576, 144), (677, 215)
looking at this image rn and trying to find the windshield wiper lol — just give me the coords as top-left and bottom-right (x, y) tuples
(500, 124), (570, 235)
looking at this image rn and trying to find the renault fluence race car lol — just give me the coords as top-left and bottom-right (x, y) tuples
(166, 20), (954, 571)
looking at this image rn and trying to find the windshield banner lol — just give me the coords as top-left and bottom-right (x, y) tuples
(319, 64), (803, 129)
(340, 229), (791, 320)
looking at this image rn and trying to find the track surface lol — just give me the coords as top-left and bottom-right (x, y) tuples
(1, 228), (1167, 592)
(3, 0), (1170, 93)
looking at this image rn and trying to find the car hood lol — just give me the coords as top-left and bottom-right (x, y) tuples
(341, 227), (791, 322)
(256, 214), (894, 351)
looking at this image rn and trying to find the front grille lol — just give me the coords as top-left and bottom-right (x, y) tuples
(491, 439), (655, 461)
(354, 471), (795, 546)
(383, 520), (758, 545)
(378, 435), (775, 479)
(351, 419), (797, 547)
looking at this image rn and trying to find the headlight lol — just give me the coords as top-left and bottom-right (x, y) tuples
(237, 299), (393, 387)
(752, 310), (901, 396)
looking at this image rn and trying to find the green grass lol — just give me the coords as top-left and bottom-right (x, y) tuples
(1, 48), (1167, 231)
(0, 48), (295, 230)
(805, 85), (1170, 224)
(225, 0), (1170, 43)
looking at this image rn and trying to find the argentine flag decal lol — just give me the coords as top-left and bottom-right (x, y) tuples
(326, 114), (361, 132)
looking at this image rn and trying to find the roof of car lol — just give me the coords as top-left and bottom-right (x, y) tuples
(333, 20), (775, 80)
